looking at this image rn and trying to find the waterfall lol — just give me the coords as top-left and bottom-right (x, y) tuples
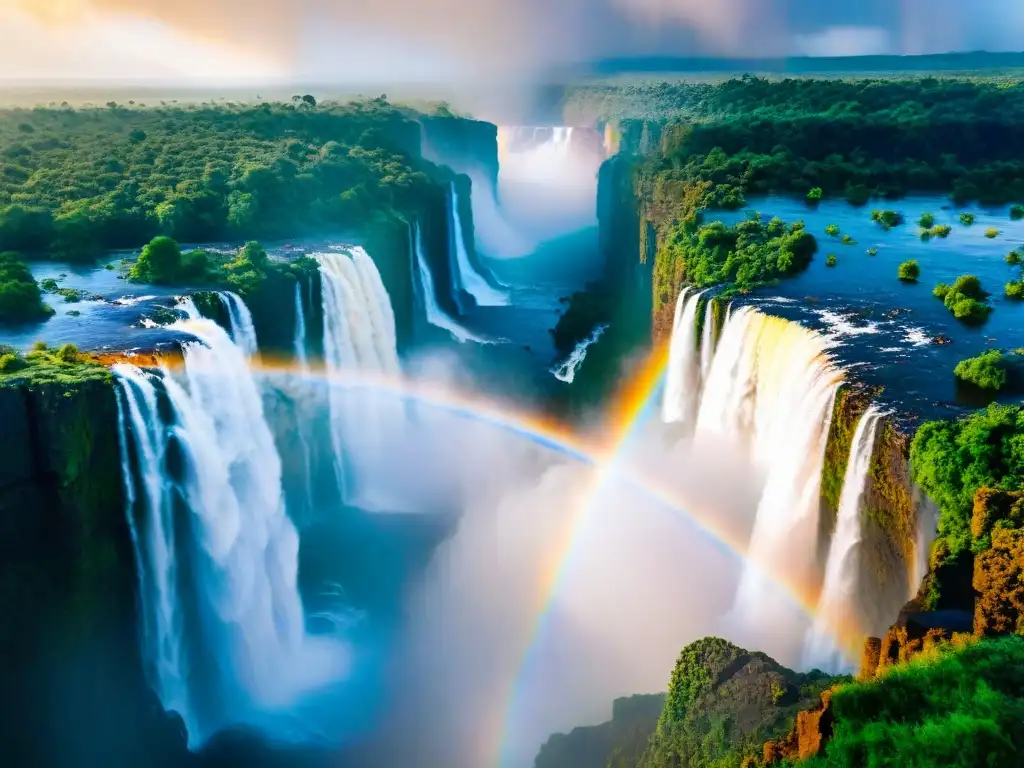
(114, 366), (189, 723)
(699, 299), (717, 385)
(804, 406), (884, 672)
(293, 281), (309, 369)
(217, 291), (258, 357)
(115, 319), (348, 748)
(552, 324), (609, 384)
(176, 296), (201, 320)
(413, 223), (491, 344)
(315, 247), (403, 507)
(662, 299), (844, 659)
(661, 288), (706, 428)
(450, 182), (509, 307)
(714, 312), (842, 657)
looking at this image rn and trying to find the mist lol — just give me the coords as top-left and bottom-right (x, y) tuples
(332, 350), (810, 768)
(9, 1), (1024, 90)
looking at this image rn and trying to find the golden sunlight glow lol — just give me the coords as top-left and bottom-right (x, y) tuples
(0, 3), (283, 80)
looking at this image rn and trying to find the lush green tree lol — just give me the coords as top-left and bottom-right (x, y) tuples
(841, 233), (856, 245)
(128, 235), (182, 284)
(1006, 250), (1021, 265)
(960, 212), (976, 225)
(898, 260), (920, 281)
(954, 349), (1009, 391)
(934, 274), (993, 323)
(0, 251), (53, 324)
(825, 223), (840, 237)
(866, 247), (878, 256)
(806, 186), (823, 203)
(1011, 203), (1024, 220)
(986, 227), (1001, 238)
(826, 254), (838, 267)
(911, 403), (1024, 558)
(1006, 280), (1024, 299)
(919, 212), (936, 228)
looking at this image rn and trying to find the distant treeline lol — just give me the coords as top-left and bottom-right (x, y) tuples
(0, 99), (439, 262)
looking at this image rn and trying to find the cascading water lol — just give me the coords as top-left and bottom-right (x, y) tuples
(315, 247), (403, 508)
(217, 290), (258, 357)
(114, 318), (349, 748)
(661, 288), (706, 429)
(552, 324), (608, 384)
(699, 299), (716, 385)
(803, 406), (884, 672)
(715, 313), (842, 658)
(450, 182), (510, 307)
(661, 294), (846, 660)
(294, 281), (309, 369)
(114, 366), (189, 724)
(412, 223), (490, 344)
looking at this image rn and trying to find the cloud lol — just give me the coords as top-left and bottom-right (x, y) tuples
(3, 0), (1023, 83)
(793, 26), (893, 57)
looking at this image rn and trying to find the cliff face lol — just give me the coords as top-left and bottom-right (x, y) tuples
(0, 372), (153, 763)
(420, 115), (499, 193)
(597, 153), (652, 346)
(819, 387), (919, 638)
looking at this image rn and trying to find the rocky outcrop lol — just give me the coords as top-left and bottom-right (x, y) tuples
(762, 689), (834, 764)
(535, 693), (665, 768)
(972, 489), (1024, 636)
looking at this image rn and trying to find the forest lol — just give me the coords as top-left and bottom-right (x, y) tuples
(0, 98), (438, 261)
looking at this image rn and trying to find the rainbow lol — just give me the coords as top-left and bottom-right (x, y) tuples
(126, 351), (857, 763)
(490, 344), (840, 768)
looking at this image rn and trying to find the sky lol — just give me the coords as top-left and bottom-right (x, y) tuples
(1, 0), (1023, 83)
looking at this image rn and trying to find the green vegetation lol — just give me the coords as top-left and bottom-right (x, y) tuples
(1006, 279), (1024, 299)
(897, 260), (920, 281)
(125, 235), (316, 297)
(1006, 249), (1021, 265)
(1011, 203), (1024, 220)
(866, 247), (878, 256)
(641, 638), (835, 767)
(933, 274), (993, 324)
(806, 187), (822, 204)
(986, 227), (1000, 238)
(840, 233), (855, 245)
(929, 224), (952, 238)
(0, 342), (111, 386)
(919, 212), (935, 228)
(960, 212), (976, 225)
(872, 210), (904, 229)
(825, 223), (840, 237)
(611, 77), (1024, 205)
(0, 98), (438, 261)
(0, 251), (54, 324)
(911, 402), (1024, 566)
(826, 254), (838, 267)
(954, 349), (1011, 391)
(803, 637), (1024, 768)
(653, 214), (817, 307)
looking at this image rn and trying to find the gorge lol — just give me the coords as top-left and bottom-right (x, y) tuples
(1, 76), (1023, 768)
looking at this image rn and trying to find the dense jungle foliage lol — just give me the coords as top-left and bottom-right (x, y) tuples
(910, 402), (1024, 604)
(614, 77), (1024, 319)
(127, 235), (318, 297)
(0, 99), (435, 261)
(800, 637), (1024, 768)
(953, 349), (1024, 392)
(654, 212), (817, 300)
(0, 251), (53, 324)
